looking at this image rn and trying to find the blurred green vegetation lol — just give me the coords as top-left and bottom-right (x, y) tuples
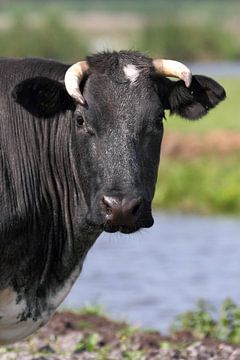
(153, 155), (240, 215)
(172, 298), (240, 344)
(138, 24), (240, 61)
(0, 12), (89, 61)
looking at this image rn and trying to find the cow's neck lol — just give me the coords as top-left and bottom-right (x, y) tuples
(0, 115), (101, 327)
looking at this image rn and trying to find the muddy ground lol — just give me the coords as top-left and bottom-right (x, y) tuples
(1, 311), (240, 360)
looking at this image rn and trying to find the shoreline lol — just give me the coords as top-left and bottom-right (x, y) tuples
(1, 311), (240, 360)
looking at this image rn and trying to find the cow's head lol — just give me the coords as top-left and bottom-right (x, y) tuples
(12, 51), (225, 234)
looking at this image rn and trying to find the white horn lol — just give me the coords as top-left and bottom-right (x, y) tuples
(64, 61), (89, 104)
(153, 59), (192, 87)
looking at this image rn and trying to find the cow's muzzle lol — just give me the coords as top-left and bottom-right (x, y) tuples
(101, 196), (154, 234)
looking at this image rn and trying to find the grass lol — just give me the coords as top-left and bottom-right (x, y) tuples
(153, 155), (240, 214)
(164, 78), (240, 134)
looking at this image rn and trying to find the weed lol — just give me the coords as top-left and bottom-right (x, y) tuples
(171, 299), (216, 339)
(74, 332), (100, 353)
(171, 298), (240, 344)
(79, 304), (104, 317)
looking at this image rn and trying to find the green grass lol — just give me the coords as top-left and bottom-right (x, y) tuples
(164, 78), (240, 134)
(153, 155), (240, 214)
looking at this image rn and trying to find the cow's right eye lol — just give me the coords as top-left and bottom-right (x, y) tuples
(75, 114), (85, 127)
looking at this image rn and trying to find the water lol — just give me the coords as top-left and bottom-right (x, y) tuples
(188, 61), (240, 77)
(62, 213), (240, 332)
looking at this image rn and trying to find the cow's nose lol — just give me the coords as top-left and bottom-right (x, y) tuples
(102, 196), (141, 227)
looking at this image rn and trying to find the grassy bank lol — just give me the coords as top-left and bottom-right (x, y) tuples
(153, 155), (240, 215)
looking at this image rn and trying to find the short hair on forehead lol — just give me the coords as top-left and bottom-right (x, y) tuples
(86, 50), (152, 77)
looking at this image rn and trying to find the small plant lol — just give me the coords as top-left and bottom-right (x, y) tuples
(171, 298), (240, 344)
(218, 298), (240, 344)
(80, 304), (104, 317)
(171, 299), (216, 339)
(98, 345), (112, 360)
(74, 333), (100, 353)
(160, 341), (172, 350)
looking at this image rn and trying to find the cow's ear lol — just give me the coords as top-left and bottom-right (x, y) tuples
(159, 75), (226, 120)
(12, 77), (76, 118)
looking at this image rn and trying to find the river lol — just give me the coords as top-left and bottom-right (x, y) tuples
(62, 213), (240, 333)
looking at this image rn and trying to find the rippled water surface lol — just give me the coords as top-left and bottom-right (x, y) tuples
(63, 213), (240, 332)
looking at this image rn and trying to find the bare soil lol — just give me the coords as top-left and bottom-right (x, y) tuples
(162, 131), (240, 159)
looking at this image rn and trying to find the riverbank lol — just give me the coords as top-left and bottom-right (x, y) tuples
(1, 310), (240, 360)
(153, 130), (240, 215)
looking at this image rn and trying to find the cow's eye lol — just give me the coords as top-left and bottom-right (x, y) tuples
(75, 114), (85, 128)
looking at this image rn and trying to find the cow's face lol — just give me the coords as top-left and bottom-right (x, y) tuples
(12, 51), (226, 234)
(71, 67), (163, 233)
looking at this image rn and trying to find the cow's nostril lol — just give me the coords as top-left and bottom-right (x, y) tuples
(102, 197), (112, 215)
(131, 201), (141, 216)
(102, 196), (142, 228)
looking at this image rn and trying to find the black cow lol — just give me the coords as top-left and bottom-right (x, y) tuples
(0, 51), (225, 344)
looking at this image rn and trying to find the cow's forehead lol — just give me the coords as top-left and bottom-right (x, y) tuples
(84, 63), (154, 102)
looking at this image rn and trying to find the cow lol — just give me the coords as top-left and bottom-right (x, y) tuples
(0, 50), (225, 344)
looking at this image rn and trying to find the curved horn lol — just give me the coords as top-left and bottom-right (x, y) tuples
(64, 61), (89, 104)
(153, 59), (192, 87)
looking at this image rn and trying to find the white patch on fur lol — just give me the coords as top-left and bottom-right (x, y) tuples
(123, 64), (139, 83)
(0, 288), (44, 345)
(0, 266), (82, 345)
